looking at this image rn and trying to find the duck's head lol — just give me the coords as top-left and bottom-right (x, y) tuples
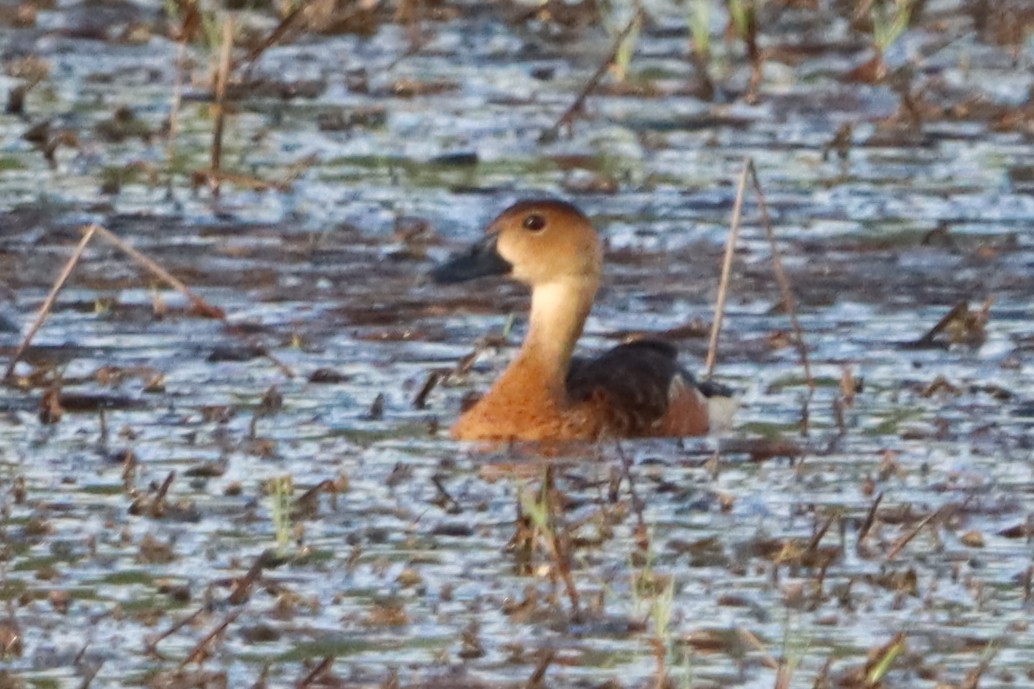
(432, 199), (603, 288)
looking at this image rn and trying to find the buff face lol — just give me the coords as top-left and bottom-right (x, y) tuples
(432, 199), (602, 289)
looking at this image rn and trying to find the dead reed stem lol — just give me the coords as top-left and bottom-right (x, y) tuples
(704, 159), (749, 379)
(548, 525), (580, 618)
(3, 225), (97, 382)
(145, 606), (206, 656)
(4, 224), (295, 385)
(747, 160), (813, 390)
(228, 554), (266, 605)
(150, 470), (176, 518)
(912, 300), (967, 347)
(540, 9), (643, 142)
(705, 159), (813, 436)
(181, 607), (243, 666)
(90, 225), (224, 319)
(95, 226), (297, 381)
(525, 649), (556, 689)
(236, 1), (307, 73)
(857, 492), (883, 549)
(543, 473), (581, 620)
(614, 442), (648, 540)
(297, 657), (335, 688)
(885, 505), (947, 561)
(210, 17), (233, 196)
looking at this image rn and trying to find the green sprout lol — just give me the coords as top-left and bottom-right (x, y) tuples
(599, 1), (643, 83)
(269, 475), (294, 554)
(872, 0), (913, 56)
(727, 0), (750, 39)
(613, 11), (642, 82)
(688, 0), (710, 61)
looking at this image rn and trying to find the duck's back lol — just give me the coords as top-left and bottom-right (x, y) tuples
(566, 340), (716, 438)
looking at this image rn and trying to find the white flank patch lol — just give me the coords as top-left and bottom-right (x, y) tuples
(706, 394), (740, 434)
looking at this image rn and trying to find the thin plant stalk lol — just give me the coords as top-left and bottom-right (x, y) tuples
(651, 578), (675, 689)
(540, 8), (643, 142)
(180, 608), (243, 666)
(687, 0), (715, 99)
(210, 16), (233, 196)
(747, 160), (813, 390)
(3, 225), (97, 382)
(689, 0), (709, 58)
(746, 160), (814, 436)
(94, 224), (298, 379)
(609, 2), (642, 83)
(4, 224), (296, 384)
(144, 606), (206, 655)
(885, 505), (945, 561)
(91, 225), (224, 319)
(704, 159), (749, 379)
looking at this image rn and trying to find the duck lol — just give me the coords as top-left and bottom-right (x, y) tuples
(432, 199), (732, 442)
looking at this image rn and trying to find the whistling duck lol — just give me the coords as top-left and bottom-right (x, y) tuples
(432, 199), (732, 442)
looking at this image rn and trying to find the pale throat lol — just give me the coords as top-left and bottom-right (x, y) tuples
(517, 276), (598, 388)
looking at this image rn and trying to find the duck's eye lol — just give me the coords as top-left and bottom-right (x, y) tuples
(522, 214), (547, 231)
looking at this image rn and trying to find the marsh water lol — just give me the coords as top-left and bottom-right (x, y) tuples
(2, 1), (1034, 687)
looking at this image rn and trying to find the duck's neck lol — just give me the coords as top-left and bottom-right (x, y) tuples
(507, 277), (598, 395)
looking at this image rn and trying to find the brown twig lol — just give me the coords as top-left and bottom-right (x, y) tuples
(412, 370), (442, 409)
(4, 224), (295, 395)
(524, 649), (556, 689)
(539, 9), (643, 142)
(197, 170), (282, 192)
(145, 606), (206, 656)
(911, 300), (967, 348)
(746, 160), (814, 438)
(181, 608), (243, 666)
(296, 656), (335, 688)
(885, 505), (947, 561)
(857, 491), (883, 548)
(748, 160), (813, 390)
(614, 442), (648, 541)
(548, 524), (580, 617)
(4, 225), (97, 382)
(227, 554), (265, 606)
(705, 159), (749, 379)
(278, 153), (319, 188)
(236, 1), (309, 74)
(149, 470), (177, 518)
(806, 512), (838, 555)
(259, 347), (295, 379)
(738, 1), (762, 103)
(431, 474), (461, 513)
(542, 467), (581, 620)
(959, 639), (998, 689)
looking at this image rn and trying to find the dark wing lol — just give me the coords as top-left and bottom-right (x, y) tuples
(566, 340), (705, 436)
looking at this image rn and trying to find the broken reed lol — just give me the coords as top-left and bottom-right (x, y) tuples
(1, 223), (298, 385)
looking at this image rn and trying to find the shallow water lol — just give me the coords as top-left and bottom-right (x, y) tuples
(2, 0), (1034, 687)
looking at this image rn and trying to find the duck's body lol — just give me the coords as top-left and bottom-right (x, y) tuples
(433, 199), (730, 442)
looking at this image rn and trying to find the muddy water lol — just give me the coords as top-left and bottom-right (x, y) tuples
(2, 1), (1034, 687)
